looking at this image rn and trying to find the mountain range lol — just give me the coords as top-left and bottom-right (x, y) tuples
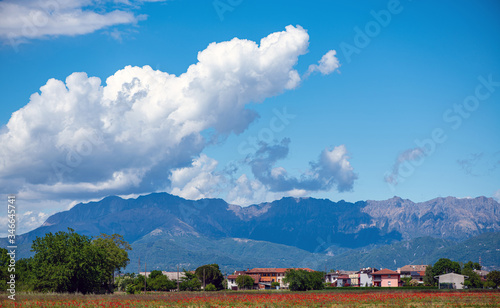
(3, 193), (499, 273)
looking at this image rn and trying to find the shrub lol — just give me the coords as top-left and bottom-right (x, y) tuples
(205, 283), (217, 291)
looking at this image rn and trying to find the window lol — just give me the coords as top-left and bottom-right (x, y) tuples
(388, 275), (391, 278)
(388, 281), (391, 286)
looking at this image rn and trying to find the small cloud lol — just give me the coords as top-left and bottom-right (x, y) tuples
(494, 189), (500, 202)
(304, 50), (340, 78)
(384, 147), (425, 186)
(457, 152), (500, 176)
(0, 0), (143, 43)
(247, 139), (357, 193)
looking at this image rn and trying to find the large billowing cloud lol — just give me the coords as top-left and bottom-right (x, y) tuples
(0, 25), (321, 202)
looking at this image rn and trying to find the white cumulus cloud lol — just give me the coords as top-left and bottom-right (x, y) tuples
(305, 50), (340, 77)
(0, 25), (310, 202)
(169, 154), (226, 200)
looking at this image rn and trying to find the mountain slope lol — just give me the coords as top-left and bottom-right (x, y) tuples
(324, 232), (500, 271)
(363, 196), (499, 240)
(3, 193), (499, 272)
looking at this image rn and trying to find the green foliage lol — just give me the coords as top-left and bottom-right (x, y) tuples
(147, 272), (176, 291)
(195, 264), (224, 290)
(29, 228), (130, 294)
(235, 275), (254, 290)
(205, 283), (216, 291)
(271, 281), (280, 288)
(0, 248), (10, 291)
(283, 269), (324, 291)
(126, 283), (140, 294)
(115, 274), (135, 292)
(424, 264), (435, 286)
(462, 267), (483, 289)
(486, 270), (500, 288)
(180, 277), (202, 291)
(463, 261), (481, 271)
(401, 277), (412, 286)
(92, 233), (131, 292)
(432, 258), (461, 275)
(149, 270), (163, 280)
(307, 271), (325, 290)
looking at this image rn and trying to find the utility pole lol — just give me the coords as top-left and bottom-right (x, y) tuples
(144, 262), (147, 293)
(177, 264), (180, 292)
(138, 256), (140, 276)
(203, 268), (206, 290)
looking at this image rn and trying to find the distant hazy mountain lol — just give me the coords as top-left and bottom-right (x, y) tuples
(3, 193), (499, 272)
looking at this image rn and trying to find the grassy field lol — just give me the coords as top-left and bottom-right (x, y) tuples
(1, 290), (499, 307)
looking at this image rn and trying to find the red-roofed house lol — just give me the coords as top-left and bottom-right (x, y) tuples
(227, 268), (315, 289)
(372, 269), (401, 287)
(247, 268), (314, 289)
(227, 273), (262, 290)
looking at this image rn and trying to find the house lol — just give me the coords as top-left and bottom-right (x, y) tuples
(325, 272), (338, 285)
(227, 273), (261, 290)
(139, 271), (187, 282)
(349, 273), (359, 287)
(398, 265), (427, 284)
(336, 275), (351, 287)
(358, 267), (377, 287)
(435, 273), (468, 290)
(372, 269), (401, 287)
(227, 268), (315, 290)
(397, 265), (428, 277)
(474, 269), (489, 280)
(411, 271), (426, 284)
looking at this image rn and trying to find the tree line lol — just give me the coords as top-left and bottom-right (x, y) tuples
(423, 258), (500, 288)
(116, 264), (225, 293)
(1, 228), (130, 294)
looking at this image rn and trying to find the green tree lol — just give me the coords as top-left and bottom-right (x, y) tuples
(195, 264), (224, 290)
(205, 283), (216, 291)
(306, 271), (325, 290)
(92, 233), (131, 292)
(0, 248), (10, 291)
(235, 275), (254, 290)
(15, 258), (34, 291)
(115, 273), (135, 292)
(283, 269), (323, 291)
(462, 267), (482, 288)
(147, 271), (176, 291)
(433, 258), (461, 276)
(486, 270), (500, 288)
(423, 264), (435, 286)
(463, 261), (481, 271)
(30, 228), (130, 294)
(284, 269), (308, 291)
(271, 281), (280, 288)
(401, 276), (412, 286)
(149, 270), (163, 280)
(180, 271), (201, 291)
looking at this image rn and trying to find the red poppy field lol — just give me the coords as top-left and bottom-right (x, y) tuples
(1, 290), (499, 307)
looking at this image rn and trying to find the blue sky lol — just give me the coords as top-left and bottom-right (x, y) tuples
(0, 0), (499, 234)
